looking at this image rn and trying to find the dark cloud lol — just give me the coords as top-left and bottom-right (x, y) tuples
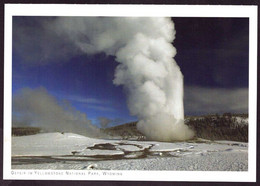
(174, 17), (249, 88)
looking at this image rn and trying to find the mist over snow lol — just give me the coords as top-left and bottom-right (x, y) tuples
(12, 87), (102, 137)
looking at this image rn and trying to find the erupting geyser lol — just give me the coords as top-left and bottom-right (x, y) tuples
(51, 17), (194, 141)
(15, 17), (194, 141)
(113, 29), (194, 141)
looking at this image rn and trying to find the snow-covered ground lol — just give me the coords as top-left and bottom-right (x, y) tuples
(233, 117), (248, 125)
(12, 132), (248, 171)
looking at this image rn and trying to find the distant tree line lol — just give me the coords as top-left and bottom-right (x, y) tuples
(12, 127), (41, 136)
(186, 113), (248, 142)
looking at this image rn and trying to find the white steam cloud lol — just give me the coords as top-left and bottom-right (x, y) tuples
(13, 87), (102, 137)
(14, 17), (194, 141)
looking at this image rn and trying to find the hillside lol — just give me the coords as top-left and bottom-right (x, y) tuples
(185, 113), (248, 142)
(12, 127), (41, 136)
(12, 113), (248, 142)
(103, 113), (248, 142)
(101, 122), (145, 140)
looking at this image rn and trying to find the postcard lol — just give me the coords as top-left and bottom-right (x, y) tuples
(3, 4), (257, 182)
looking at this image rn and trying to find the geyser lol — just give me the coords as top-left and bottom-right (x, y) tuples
(15, 17), (194, 141)
(113, 31), (194, 141)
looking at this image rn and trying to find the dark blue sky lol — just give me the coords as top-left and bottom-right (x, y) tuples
(12, 17), (249, 127)
(173, 18), (249, 88)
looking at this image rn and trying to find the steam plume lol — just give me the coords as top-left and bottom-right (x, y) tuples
(52, 17), (194, 141)
(14, 17), (194, 141)
(13, 87), (101, 137)
(98, 117), (112, 128)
